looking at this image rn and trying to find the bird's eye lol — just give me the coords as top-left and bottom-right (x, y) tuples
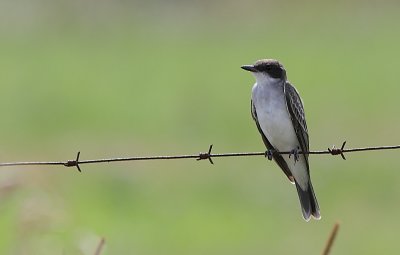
(268, 66), (283, 78)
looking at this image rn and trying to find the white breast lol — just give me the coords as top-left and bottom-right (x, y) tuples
(252, 81), (298, 151)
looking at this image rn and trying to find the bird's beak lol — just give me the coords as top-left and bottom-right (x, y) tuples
(241, 65), (258, 72)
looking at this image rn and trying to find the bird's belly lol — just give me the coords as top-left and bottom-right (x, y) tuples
(256, 99), (299, 152)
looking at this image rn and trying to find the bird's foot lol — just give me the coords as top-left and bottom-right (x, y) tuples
(289, 147), (300, 164)
(264, 149), (275, 161)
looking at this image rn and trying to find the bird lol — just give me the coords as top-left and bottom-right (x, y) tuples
(241, 59), (320, 221)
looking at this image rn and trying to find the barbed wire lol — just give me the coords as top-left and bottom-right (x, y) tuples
(0, 141), (400, 172)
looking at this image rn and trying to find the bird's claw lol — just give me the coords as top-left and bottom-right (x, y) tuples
(264, 149), (274, 161)
(289, 148), (300, 164)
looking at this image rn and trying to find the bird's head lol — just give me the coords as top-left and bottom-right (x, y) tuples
(241, 59), (286, 81)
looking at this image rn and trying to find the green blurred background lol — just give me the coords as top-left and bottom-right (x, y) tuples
(1, 0), (400, 254)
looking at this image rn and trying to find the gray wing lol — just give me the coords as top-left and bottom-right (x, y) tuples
(284, 82), (310, 171)
(251, 100), (294, 182)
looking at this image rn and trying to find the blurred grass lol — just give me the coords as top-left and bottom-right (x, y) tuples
(1, 0), (400, 254)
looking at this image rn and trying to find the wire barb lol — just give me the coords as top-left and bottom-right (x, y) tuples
(328, 141), (347, 160)
(197, 144), (214, 164)
(64, 151), (82, 172)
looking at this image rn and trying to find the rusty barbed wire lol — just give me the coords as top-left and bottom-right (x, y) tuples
(1, 141), (400, 172)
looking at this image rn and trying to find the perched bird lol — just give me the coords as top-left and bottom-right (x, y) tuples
(241, 59), (320, 221)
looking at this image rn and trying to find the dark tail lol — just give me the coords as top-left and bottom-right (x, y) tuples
(295, 181), (320, 221)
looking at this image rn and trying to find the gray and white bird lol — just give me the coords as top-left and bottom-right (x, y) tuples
(241, 59), (320, 221)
